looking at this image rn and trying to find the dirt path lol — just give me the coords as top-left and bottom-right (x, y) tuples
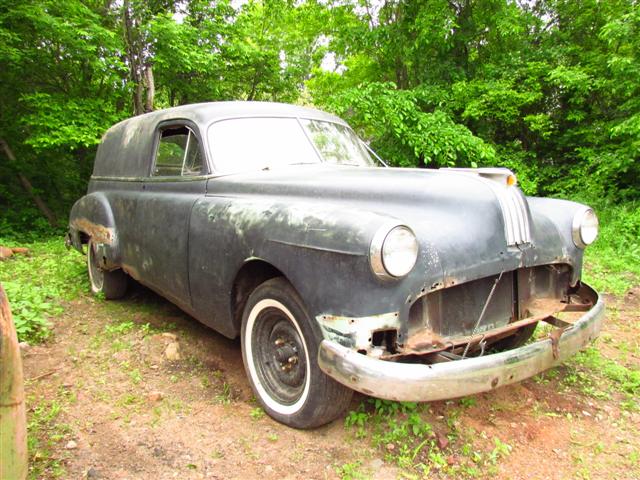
(22, 284), (640, 479)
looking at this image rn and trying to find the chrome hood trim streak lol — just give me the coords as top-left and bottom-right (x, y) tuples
(490, 182), (532, 246)
(443, 168), (532, 246)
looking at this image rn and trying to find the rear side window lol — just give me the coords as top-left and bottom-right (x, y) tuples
(154, 126), (204, 176)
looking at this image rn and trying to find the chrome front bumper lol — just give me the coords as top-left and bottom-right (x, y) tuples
(318, 287), (605, 402)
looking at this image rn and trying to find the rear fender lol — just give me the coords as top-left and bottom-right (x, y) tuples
(68, 192), (120, 269)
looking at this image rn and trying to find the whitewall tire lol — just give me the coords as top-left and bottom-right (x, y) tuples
(240, 277), (352, 428)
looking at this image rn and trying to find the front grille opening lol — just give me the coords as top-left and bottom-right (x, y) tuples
(407, 264), (573, 344)
(408, 272), (516, 340)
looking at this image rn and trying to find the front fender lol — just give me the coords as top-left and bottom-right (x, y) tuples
(526, 197), (589, 285)
(224, 200), (431, 320)
(188, 196), (434, 337)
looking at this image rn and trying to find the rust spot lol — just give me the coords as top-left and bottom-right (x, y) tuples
(549, 328), (564, 360)
(525, 298), (567, 317)
(404, 328), (445, 351)
(385, 313), (551, 360)
(71, 218), (114, 245)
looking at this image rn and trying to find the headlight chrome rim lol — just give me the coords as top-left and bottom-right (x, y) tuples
(370, 223), (419, 280)
(572, 207), (599, 249)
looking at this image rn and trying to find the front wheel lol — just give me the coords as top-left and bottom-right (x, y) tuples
(87, 240), (127, 300)
(241, 277), (352, 429)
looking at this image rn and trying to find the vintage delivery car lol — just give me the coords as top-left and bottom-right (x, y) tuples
(68, 102), (604, 428)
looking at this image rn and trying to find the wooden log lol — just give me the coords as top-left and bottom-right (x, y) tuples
(0, 283), (28, 480)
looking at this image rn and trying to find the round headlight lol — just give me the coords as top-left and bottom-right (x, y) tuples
(572, 207), (599, 248)
(370, 225), (419, 279)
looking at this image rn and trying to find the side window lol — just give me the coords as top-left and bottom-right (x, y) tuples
(154, 126), (204, 176)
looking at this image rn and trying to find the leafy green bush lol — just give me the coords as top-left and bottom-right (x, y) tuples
(581, 200), (640, 295)
(0, 237), (86, 342)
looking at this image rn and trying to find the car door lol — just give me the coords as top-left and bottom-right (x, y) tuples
(134, 121), (209, 309)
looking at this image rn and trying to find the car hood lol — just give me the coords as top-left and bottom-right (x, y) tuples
(208, 164), (504, 211)
(206, 164), (578, 286)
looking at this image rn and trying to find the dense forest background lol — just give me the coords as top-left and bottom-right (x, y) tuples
(0, 0), (638, 282)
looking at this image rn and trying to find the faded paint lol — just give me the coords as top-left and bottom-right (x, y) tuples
(68, 101), (598, 365)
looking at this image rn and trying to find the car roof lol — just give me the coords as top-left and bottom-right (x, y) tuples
(117, 101), (347, 130)
(92, 102), (348, 178)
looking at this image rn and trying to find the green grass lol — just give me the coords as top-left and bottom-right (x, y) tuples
(582, 200), (640, 295)
(26, 386), (76, 479)
(343, 399), (511, 478)
(336, 460), (367, 480)
(0, 236), (86, 343)
(249, 407), (265, 420)
(566, 346), (640, 411)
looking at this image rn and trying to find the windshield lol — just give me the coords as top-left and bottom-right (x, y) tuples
(208, 117), (375, 174)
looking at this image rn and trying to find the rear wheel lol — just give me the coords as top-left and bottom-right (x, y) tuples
(241, 277), (352, 429)
(87, 240), (127, 299)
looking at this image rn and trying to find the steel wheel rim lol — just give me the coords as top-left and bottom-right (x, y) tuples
(244, 298), (312, 414)
(252, 307), (307, 405)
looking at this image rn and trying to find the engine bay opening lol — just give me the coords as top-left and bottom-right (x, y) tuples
(389, 264), (593, 363)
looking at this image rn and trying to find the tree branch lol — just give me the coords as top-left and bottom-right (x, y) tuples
(0, 139), (58, 228)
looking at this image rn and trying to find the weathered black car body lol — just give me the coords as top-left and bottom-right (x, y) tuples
(68, 102), (604, 428)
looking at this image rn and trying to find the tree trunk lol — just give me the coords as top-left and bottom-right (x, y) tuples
(0, 284), (28, 480)
(123, 0), (144, 115)
(0, 139), (58, 227)
(144, 64), (155, 113)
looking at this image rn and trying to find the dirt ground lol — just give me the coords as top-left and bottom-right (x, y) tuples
(21, 283), (640, 480)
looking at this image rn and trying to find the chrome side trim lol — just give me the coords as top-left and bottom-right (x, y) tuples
(318, 285), (604, 402)
(90, 174), (214, 183)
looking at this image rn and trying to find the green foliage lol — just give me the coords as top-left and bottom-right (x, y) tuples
(568, 346), (640, 411)
(0, 237), (86, 342)
(308, 0), (639, 204)
(336, 460), (366, 480)
(27, 391), (74, 479)
(582, 200), (640, 294)
(0, 0), (638, 300)
(344, 399), (512, 477)
(249, 407), (265, 420)
(315, 81), (496, 167)
(0, 0), (327, 232)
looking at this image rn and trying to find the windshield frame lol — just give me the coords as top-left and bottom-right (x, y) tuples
(205, 114), (380, 175)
